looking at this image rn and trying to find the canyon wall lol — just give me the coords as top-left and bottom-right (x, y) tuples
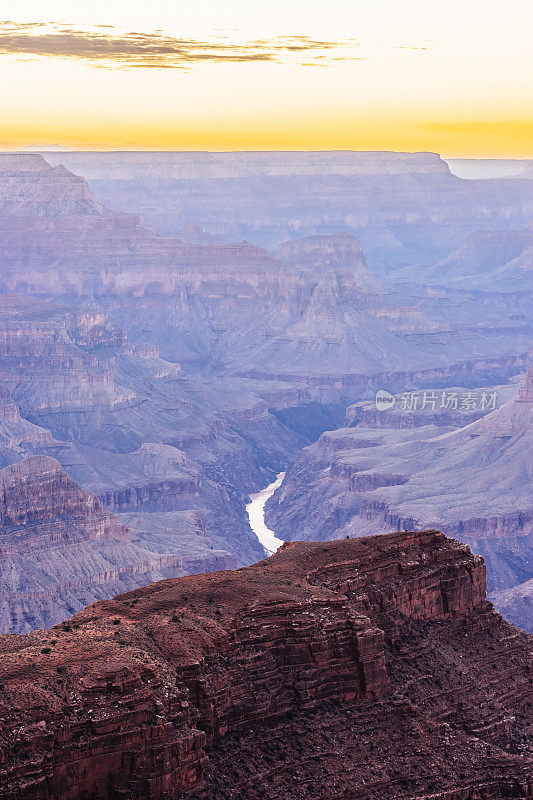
(39, 150), (533, 269)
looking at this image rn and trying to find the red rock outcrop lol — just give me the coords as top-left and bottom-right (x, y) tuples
(0, 531), (530, 800)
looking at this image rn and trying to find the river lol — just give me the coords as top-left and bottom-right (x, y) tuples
(246, 472), (285, 554)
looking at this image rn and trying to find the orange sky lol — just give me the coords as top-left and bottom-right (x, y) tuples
(1, 1), (532, 156)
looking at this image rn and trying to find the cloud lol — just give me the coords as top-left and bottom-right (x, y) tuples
(0, 23), (364, 69)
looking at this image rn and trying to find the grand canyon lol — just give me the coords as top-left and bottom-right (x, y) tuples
(0, 146), (531, 797)
(2, 0), (532, 793)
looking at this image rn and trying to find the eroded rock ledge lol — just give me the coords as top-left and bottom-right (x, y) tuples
(0, 531), (531, 799)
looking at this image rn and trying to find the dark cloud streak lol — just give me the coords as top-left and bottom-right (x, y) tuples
(0, 23), (363, 69)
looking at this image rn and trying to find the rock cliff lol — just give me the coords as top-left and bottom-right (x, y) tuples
(0, 153), (102, 216)
(0, 531), (530, 799)
(0, 457), (235, 633)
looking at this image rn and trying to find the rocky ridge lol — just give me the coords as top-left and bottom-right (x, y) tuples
(0, 531), (531, 799)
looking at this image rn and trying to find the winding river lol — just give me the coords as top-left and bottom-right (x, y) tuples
(246, 472), (285, 554)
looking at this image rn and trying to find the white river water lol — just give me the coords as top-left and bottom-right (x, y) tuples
(246, 472), (285, 554)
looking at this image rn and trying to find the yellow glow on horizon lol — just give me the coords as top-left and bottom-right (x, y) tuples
(2, 116), (533, 158)
(0, 0), (532, 157)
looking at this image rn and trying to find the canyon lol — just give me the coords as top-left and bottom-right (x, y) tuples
(38, 150), (533, 269)
(266, 368), (533, 630)
(0, 531), (531, 799)
(391, 223), (533, 293)
(0, 149), (531, 636)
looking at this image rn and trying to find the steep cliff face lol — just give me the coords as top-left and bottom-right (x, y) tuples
(0, 457), (235, 633)
(0, 531), (530, 800)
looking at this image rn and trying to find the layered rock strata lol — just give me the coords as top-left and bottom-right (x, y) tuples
(0, 531), (531, 799)
(267, 371), (533, 630)
(38, 150), (533, 269)
(0, 457), (235, 633)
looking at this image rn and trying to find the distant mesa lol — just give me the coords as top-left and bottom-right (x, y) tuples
(0, 152), (103, 216)
(274, 231), (383, 292)
(39, 149), (452, 180)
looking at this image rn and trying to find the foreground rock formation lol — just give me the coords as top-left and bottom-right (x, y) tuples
(0, 531), (531, 799)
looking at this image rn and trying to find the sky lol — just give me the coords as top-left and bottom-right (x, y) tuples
(1, 0), (532, 155)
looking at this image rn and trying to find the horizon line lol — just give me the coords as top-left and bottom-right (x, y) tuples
(1, 147), (531, 160)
